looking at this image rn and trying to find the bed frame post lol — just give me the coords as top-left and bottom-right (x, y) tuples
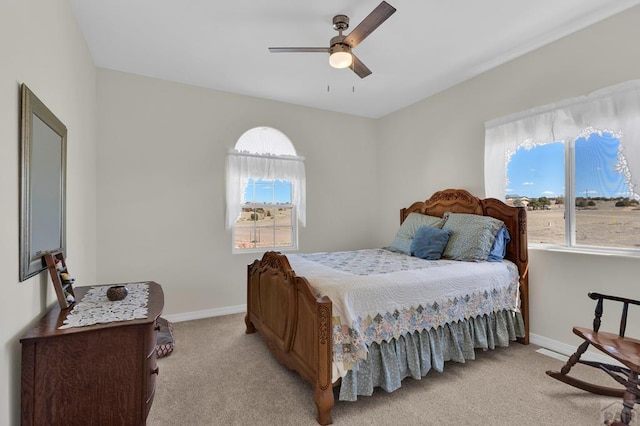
(481, 195), (529, 345)
(245, 264), (256, 335)
(516, 208), (530, 344)
(314, 302), (334, 425)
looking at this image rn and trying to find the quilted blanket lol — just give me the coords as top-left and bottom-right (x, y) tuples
(287, 249), (520, 369)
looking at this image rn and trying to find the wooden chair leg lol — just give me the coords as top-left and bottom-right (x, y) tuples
(561, 341), (590, 375)
(546, 341), (588, 381)
(620, 371), (639, 425)
(604, 371), (640, 425)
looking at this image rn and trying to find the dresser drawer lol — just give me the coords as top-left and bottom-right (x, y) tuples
(146, 350), (159, 399)
(145, 381), (156, 419)
(146, 320), (159, 357)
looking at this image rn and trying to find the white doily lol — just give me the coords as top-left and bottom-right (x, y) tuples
(59, 282), (149, 329)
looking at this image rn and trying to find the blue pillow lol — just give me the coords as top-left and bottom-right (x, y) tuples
(487, 226), (511, 262)
(388, 213), (445, 255)
(410, 226), (453, 260)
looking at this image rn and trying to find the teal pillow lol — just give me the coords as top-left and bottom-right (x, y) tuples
(441, 212), (504, 261)
(410, 226), (452, 260)
(388, 213), (445, 255)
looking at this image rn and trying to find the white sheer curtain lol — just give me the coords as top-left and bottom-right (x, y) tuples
(485, 80), (640, 200)
(225, 150), (306, 228)
(234, 127), (297, 156)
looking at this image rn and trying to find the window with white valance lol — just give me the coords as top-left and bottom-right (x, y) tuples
(485, 80), (640, 251)
(226, 127), (306, 252)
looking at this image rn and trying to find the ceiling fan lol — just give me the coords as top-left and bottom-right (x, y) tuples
(268, 1), (396, 79)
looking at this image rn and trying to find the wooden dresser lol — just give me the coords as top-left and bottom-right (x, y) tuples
(20, 281), (164, 426)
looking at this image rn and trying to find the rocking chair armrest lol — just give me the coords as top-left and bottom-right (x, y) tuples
(589, 292), (640, 306)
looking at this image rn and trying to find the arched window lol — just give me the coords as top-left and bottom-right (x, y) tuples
(226, 127), (306, 252)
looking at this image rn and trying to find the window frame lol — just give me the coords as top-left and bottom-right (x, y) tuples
(512, 134), (640, 257)
(231, 202), (298, 254)
(232, 178), (298, 253)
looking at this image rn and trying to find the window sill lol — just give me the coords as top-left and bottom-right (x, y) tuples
(529, 243), (640, 259)
(232, 247), (298, 255)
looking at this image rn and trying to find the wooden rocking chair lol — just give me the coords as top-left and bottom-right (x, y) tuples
(546, 293), (640, 426)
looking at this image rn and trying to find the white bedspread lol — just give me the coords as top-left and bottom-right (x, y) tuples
(287, 249), (520, 368)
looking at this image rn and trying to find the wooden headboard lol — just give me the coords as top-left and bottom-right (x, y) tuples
(400, 188), (529, 344)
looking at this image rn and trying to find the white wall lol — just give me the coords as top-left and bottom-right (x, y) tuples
(376, 6), (640, 346)
(0, 1), (97, 425)
(96, 69), (378, 316)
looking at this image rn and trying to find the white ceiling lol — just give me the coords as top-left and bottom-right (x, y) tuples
(70, 0), (640, 119)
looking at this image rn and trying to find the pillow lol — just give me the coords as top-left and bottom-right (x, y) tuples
(410, 226), (452, 260)
(387, 213), (445, 255)
(487, 226), (511, 262)
(441, 212), (504, 261)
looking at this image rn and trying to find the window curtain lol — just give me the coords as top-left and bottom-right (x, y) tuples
(225, 149), (306, 228)
(485, 80), (640, 200)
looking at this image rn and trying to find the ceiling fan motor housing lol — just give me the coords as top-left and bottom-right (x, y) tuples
(330, 35), (351, 52)
(332, 14), (349, 31)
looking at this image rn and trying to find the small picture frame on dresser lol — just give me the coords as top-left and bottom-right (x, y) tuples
(43, 251), (76, 309)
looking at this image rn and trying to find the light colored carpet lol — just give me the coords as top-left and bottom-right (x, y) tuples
(147, 313), (638, 425)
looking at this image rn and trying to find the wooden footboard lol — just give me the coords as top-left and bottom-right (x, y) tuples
(245, 252), (334, 425)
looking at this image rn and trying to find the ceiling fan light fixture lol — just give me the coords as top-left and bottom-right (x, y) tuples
(329, 45), (352, 69)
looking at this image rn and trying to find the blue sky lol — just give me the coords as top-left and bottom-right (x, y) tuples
(506, 132), (631, 199)
(244, 178), (292, 203)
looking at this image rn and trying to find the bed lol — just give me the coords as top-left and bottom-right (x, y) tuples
(245, 189), (529, 425)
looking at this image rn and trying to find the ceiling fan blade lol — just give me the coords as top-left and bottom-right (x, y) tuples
(344, 1), (396, 48)
(268, 47), (329, 53)
(349, 54), (372, 79)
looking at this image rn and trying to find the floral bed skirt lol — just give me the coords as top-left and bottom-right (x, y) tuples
(338, 309), (525, 401)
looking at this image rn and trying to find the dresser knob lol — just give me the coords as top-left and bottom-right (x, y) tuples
(151, 367), (160, 375)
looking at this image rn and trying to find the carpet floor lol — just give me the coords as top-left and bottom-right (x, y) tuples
(147, 313), (638, 425)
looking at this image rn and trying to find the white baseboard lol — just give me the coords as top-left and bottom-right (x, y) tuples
(163, 304), (247, 323)
(530, 332), (623, 367)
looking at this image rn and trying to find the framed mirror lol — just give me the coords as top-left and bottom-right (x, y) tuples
(19, 84), (67, 282)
